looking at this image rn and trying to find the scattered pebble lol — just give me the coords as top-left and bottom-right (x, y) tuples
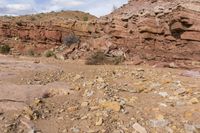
(100, 101), (121, 112)
(158, 92), (169, 97)
(149, 119), (170, 127)
(132, 123), (147, 133)
(189, 98), (199, 104)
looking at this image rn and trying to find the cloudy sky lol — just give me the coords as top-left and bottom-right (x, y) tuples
(0, 0), (128, 17)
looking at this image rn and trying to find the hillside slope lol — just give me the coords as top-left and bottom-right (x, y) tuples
(0, 10), (96, 23)
(96, 0), (200, 68)
(0, 0), (200, 69)
(0, 11), (97, 55)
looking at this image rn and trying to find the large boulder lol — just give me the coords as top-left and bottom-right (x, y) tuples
(45, 30), (61, 42)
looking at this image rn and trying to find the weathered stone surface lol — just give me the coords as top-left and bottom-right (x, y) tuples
(0, 0), (200, 68)
(181, 31), (200, 41)
(132, 123), (147, 133)
(100, 101), (121, 112)
(138, 26), (164, 34)
(18, 30), (29, 40)
(45, 30), (61, 42)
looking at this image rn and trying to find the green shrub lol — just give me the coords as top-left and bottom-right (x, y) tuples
(83, 16), (88, 21)
(85, 51), (125, 65)
(0, 45), (10, 54)
(45, 51), (55, 57)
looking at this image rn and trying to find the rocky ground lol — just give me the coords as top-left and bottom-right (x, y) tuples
(0, 0), (200, 132)
(0, 54), (199, 133)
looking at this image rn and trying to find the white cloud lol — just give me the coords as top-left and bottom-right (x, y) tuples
(43, 0), (85, 12)
(0, 0), (36, 15)
(0, 0), (128, 17)
(51, 0), (84, 6)
(85, 0), (128, 16)
(6, 4), (32, 11)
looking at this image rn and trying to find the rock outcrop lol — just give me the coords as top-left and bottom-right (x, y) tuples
(94, 0), (200, 66)
(0, 0), (200, 68)
(0, 11), (97, 54)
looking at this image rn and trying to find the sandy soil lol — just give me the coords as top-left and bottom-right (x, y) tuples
(0, 55), (199, 133)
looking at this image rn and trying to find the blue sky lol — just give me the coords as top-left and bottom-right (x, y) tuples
(0, 0), (128, 17)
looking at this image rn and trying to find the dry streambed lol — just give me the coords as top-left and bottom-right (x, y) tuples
(0, 55), (199, 133)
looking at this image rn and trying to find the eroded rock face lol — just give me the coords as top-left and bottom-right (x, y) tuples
(0, 21), (96, 43)
(93, 0), (200, 66)
(0, 0), (200, 68)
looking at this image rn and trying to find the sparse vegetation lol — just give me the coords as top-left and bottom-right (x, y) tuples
(3, 15), (13, 19)
(0, 45), (10, 54)
(30, 16), (36, 21)
(27, 49), (35, 56)
(16, 20), (23, 26)
(45, 51), (55, 57)
(83, 16), (88, 21)
(85, 51), (125, 65)
(112, 5), (118, 11)
(63, 34), (80, 46)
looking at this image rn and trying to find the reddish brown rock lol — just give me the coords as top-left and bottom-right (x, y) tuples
(18, 30), (29, 40)
(181, 31), (200, 41)
(0, 0), (200, 68)
(45, 30), (61, 42)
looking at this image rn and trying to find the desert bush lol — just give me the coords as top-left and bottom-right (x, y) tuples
(4, 15), (13, 19)
(30, 16), (36, 21)
(0, 45), (10, 54)
(16, 20), (23, 26)
(85, 51), (125, 65)
(45, 51), (55, 58)
(27, 49), (35, 56)
(83, 16), (88, 21)
(63, 34), (80, 46)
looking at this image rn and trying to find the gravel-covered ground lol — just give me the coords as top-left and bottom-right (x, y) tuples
(0, 55), (199, 133)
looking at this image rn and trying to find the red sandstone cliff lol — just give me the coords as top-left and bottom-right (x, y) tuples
(93, 0), (200, 67)
(0, 0), (200, 68)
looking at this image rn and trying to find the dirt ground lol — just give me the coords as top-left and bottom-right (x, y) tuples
(0, 55), (199, 133)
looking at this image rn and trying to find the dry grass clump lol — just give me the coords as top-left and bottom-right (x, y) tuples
(63, 34), (80, 46)
(0, 45), (10, 54)
(45, 51), (55, 58)
(85, 51), (125, 65)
